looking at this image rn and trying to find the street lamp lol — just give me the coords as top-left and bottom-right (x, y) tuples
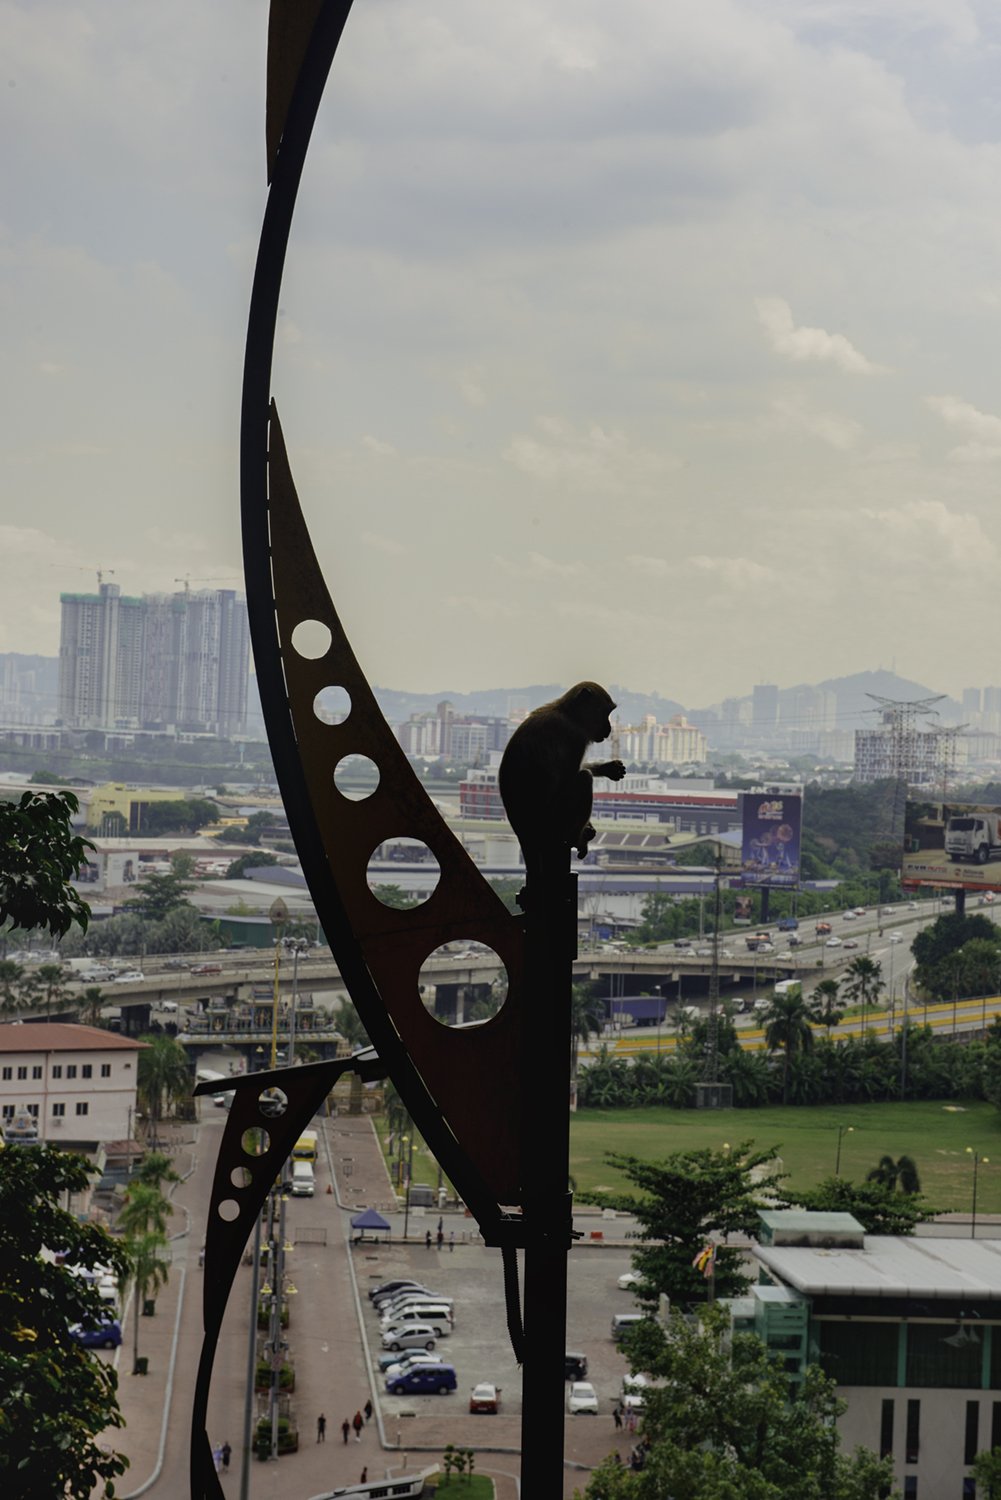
(653, 985), (662, 1055)
(835, 1124), (854, 1177)
(402, 1134), (415, 1242)
(966, 1148), (989, 1239)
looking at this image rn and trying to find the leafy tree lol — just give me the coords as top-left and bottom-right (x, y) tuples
(136, 1035), (192, 1140)
(170, 850), (197, 879)
(913, 912), (1001, 998)
(371, 884), (418, 910)
(581, 1305), (895, 1500)
(138, 798), (219, 836)
(226, 850), (280, 880)
(124, 871), (195, 923)
(762, 990), (815, 1105)
(0, 1145), (130, 1496)
(867, 1153), (921, 1194)
(973, 1448), (1001, 1500)
(29, 768), (64, 785)
(792, 1175), (935, 1234)
(598, 1143), (785, 1307)
(0, 790), (93, 938)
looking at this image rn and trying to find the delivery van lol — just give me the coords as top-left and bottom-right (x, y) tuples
(291, 1161), (315, 1197)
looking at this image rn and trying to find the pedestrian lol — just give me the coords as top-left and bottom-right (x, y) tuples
(425, 1229), (431, 1249)
(317, 1412), (326, 1443)
(341, 1417), (350, 1444)
(436, 1227), (444, 1250)
(613, 1402), (623, 1430)
(352, 1409), (364, 1441)
(437, 1215), (443, 1234)
(363, 1398), (373, 1422)
(360, 1468), (368, 1484)
(626, 1407), (637, 1434)
(449, 1230), (454, 1251)
(221, 1441), (232, 1472)
(212, 1444), (223, 1473)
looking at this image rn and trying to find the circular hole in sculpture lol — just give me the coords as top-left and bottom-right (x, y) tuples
(230, 1166), (253, 1189)
(313, 685), (351, 725)
(418, 943), (508, 1029)
(241, 1128), (270, 1157)
(259, 1087), (288, 1120)
(291, 619), (332, 660)
(217, 1199), (241, 1222)
(368, 841), (440, 907)
(334, 754), (380, 802)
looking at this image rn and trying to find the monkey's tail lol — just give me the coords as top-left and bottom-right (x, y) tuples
(501, 1243), (526, 1365)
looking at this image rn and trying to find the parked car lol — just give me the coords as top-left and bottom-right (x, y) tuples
(69, 1318), (122, 1349)
(381, 1308), (452, 1339)
(190, 961), (223, 975)
(469, 1382), (501, 1413)
(565, 1351), (588, 1381)
(378, 1351), (443, 1376)
(618, 1271), (642, 1290)
(568, 1381), (599, 1414)
(381, 1324), (438, 1353)
(385, 1363), (456, 1396)
(371, 1281), (431, 1307)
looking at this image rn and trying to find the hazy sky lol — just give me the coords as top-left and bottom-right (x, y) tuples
(4, 0), (1001, 705)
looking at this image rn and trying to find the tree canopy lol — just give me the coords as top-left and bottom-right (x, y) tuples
(0, 790), (93, 938)
(0, 1146), (130, 1496)
(791, 1174), (935, 1234)
(581, 1306), (895, 1500)
(123, 870), (195, 923)
(598, 1143), (785, 1307)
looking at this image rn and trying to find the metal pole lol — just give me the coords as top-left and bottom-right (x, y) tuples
(239, 1206), (263, 1496)
(518, 861), (574, 1499)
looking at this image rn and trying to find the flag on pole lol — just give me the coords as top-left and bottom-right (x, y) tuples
(692, 1244), (715, 1278)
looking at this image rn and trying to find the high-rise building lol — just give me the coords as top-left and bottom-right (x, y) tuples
(57, 585), (250, 736)
(752, 683), (779, 731)
(962, 687), (982, 716)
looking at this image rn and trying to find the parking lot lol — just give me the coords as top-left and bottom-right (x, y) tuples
(359, 1235), (643, 1424)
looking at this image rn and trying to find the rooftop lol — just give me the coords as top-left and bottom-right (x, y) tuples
(0, 1023), (146, 1054)
(758, 1235), (1001, 1301)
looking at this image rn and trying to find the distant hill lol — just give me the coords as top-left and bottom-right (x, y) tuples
(371, 682), (685, 724)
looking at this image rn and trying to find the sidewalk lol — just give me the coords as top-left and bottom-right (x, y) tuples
(100, 1107), (622, 1498)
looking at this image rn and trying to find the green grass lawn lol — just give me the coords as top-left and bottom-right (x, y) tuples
(570, 1099), (1001, 1214)
(435, 1475), (494, 1496)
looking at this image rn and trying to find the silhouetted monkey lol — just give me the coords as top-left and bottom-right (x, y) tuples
(499, 682), (625, 875)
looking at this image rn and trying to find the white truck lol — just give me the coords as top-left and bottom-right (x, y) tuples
(945, 813), (1001, 865)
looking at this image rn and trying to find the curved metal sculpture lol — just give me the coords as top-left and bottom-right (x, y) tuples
(190, 4), (572, 1493)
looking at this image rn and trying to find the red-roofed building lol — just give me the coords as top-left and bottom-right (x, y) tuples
(0, 1023), (146, 1147)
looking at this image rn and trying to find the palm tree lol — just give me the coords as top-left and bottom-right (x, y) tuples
(122, 1229), (170, 1373)
(137, 1034), (191, 1144)
(763, 991), (815, 1105)
(842, 956), (885, 1037)
(119, 1181), (173, 1240)
(76, 985), (106, 1026)
(131, 1151), (180, 1194)
(570, 984), (606, 1111)
(867, 1154), (921, 1194)
(809, 979), (844, 1041)
(333, 999), (369, 1050)
(0, 959), (24, 1012)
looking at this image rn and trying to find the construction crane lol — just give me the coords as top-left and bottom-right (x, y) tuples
(174, 575), (239, 597)
(48, 565), (115, 589)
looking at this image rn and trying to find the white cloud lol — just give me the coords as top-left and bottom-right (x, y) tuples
(361, 435), (397, 457)
(768, 395), (863, 449)
(858, 499), (997, 570)
(504, 418), (678, 493)
(926, 394), (1001, 461)
(756, 297), (883, 374)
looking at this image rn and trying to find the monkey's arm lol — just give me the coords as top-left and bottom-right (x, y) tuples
(586, 759), (625, 781)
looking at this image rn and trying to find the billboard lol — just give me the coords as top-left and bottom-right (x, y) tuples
(732, 894), (753, 925)
(738, 793), (802, 889)
(903, 800), (1001, 892)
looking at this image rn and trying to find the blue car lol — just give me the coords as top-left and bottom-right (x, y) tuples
(70, 1318), (123, 1349)
(385, 1363), (456, 1396)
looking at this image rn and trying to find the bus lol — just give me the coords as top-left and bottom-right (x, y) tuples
(292, 1129), (319, 1162)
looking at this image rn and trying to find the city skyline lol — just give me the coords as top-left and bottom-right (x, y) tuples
(5, 3), (1001, 704)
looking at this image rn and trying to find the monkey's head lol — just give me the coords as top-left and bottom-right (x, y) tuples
(561, 681), (616, 742)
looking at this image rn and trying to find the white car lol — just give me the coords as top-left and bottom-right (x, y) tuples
(618, 1271), (642, 1290)
(777, 952), (794, 962)
(567, 1381), (599, 1415)
(889, 933), (903, 944)
(825, 937), (843, 948)
(696, 947), (712, 957)
(381, 1323), (438, 1352)
(842, 911), (856, 921)
(113, 970), (145, 983)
